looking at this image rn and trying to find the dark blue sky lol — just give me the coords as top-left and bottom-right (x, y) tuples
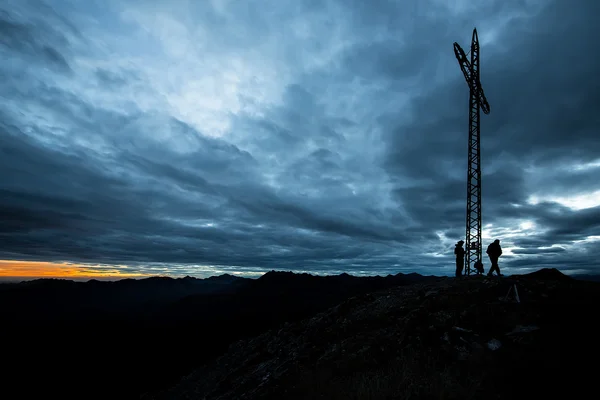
(1, 0), (599, 278)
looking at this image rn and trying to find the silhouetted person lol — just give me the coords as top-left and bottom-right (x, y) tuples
(486, 239), (503, 276)
(474, 260), (484, 275)
(454, 240), (465, 277)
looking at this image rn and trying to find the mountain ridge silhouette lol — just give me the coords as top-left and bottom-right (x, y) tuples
(1, 268), (599, 398)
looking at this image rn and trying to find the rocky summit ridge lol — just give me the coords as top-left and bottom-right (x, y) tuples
(150, 269), (600, 400)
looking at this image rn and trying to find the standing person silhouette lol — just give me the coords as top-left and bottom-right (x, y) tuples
(486, 239), (503, 276)
(454, 240), (465, 277)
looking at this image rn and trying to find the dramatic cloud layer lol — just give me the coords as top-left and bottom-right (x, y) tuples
(1, 0), (599, 277)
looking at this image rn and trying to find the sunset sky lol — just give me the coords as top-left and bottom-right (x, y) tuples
(1, 0), (599, 280)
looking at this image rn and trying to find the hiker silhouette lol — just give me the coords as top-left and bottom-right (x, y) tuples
(486, 239), (503, 276)
(473, 260), (484, 275)
(454, 240), (465, 277)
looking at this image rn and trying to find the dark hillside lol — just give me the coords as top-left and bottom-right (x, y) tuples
(151, 269), (600, 400)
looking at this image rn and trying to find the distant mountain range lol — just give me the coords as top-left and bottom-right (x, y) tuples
(0, 273), (248, 319)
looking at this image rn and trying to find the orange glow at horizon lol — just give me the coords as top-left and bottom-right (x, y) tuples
(0, 260), (152, 279)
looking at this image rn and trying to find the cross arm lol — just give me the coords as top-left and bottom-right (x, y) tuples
(478, 82), (490, 115)
(453, 42), (472, 85)
(453, 42), (491, 115)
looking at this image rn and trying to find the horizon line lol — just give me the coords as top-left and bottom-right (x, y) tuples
(1, 267), (591, 284)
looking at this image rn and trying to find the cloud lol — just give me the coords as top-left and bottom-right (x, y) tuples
(0, 0), (83, 73)
(0, 0), (599, 277)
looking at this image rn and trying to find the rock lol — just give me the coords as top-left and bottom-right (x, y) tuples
(507, 325), (539, 335)
(452, 326), (473, 333)
(471, 342), (484, 351)
(487, 339), (502, 351)
(455, 345), (470, 360)
(441, 332), (451, 343)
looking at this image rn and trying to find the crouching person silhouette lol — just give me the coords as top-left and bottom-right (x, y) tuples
(455, 240), (465, 277)
(474, 260), (484, 275)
